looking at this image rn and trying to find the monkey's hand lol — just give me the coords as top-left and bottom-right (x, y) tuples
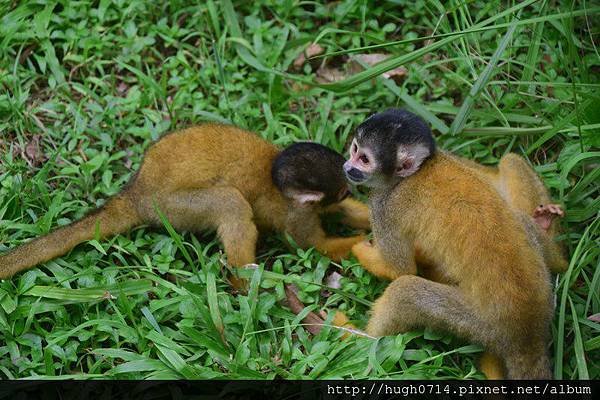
(325, 198), (371, 230)
(533, 204), (564, 230)
(351, 240), (404, 281)
(228, 263), (259, 293)
(317, 234), (367, 262)
(229, 276), (249, 292)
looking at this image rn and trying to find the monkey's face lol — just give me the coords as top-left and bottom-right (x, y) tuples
(343, 138), (378, 186)
(344, 109), (436, 188)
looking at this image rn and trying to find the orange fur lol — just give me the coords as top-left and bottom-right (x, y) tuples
(355, 150), (553, 379)
(457, 153), (568, 273)
(0, 124), (367, 284)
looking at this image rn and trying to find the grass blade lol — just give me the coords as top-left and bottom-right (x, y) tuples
(568, 297), (590, 379)
(24, 280), (154, 301)
(449, 16), (520, 135)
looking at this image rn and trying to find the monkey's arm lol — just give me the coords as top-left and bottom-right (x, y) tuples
(352, 240), (417, 280)
(285, 206), (365, 262)
(316, 235), (367, 262)
(323, 198), (371, 230)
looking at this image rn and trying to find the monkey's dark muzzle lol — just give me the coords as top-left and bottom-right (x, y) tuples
(344, 164), (367, 184)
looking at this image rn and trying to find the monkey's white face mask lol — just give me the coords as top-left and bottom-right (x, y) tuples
(344, 138), (430, 187)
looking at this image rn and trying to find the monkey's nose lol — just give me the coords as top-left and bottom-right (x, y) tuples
(345, 167), (365, 182)
(343, 161), (353, 172)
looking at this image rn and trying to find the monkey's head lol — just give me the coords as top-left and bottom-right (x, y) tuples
(343, 109), (436, 188)
(272, 142), (350, 207)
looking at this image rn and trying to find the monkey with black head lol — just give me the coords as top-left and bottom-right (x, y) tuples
(343, 109), (559, 379)
(0, 124), (369, 289)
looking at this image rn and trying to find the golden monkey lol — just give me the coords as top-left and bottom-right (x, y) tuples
(343, 109), (555, 379)
(304, 136), (566, 378)
(0, 124), (370, 288)
(346, 152), (568, 378)
(297, 129), (566, 378)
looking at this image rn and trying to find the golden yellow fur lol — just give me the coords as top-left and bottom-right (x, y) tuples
(0, 124), (368, 285)
(353, 150), (554, 379)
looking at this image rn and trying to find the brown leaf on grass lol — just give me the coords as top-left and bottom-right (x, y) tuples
(321, 271), (343, 298)
(293, 43), (325, 70)
(326, 271), (343, 289)
(117, 81), (129, 95)
(284, 284), (325, 335)
(313, 53), (407, 85)
(19, 44), (37, 65)
(316, 65), (347, 83)
(23, 134), (44, 167)
(124, 149), (134, 169)
(348, 53), (408, 83)
(588, 313), (600, 323)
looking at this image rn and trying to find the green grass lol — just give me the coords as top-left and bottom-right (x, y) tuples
(0, 0), (598, 379)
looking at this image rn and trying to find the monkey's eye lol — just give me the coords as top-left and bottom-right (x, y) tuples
(359, 154), (369, 164)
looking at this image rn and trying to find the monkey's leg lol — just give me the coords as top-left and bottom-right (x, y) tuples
(479, 352), (505, 380)
(366, 275), (551, 379)
(365, 275), (483, 338)
(351, 240), (416, 280)
(503, 345), (552, 379)
(324, 198), (371, 230)
(497, 154), (568, 273)
(150, 187), (258, 288)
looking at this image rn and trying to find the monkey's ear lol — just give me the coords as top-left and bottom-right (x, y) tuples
(286, 189), (325, 205)
(395, 144), (430, 178)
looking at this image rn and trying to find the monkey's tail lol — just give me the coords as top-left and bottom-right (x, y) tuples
(0, 193), (141, 279)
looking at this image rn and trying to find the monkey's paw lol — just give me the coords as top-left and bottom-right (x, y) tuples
(325, 235), (367, 262)
(351, 239), (373, 257)
(533, 204), (564, 230)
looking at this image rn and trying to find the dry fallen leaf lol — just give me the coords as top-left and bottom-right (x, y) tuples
(315, 65), (347, 83)
(588, 313), (600, 323)
(293, 43), (324, 70)
(313, 52), (407, 85)
(124, 149), (134, 169)
(23, 134), (43, 167)
(349, 53), (408, 82)
(284, 284), (325, 335)
(117, 81), (129, 95)
(325, 271), (343, 290)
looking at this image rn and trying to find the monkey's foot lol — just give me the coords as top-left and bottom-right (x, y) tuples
(533, 204), (564, 230)
(229, 276), (248, 293)
(351, 241), (403, 281)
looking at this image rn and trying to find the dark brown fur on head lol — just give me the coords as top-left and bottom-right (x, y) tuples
(272, 142), (349, 205)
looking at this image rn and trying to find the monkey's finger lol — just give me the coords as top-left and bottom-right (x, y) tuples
(549, 204), (564, 216)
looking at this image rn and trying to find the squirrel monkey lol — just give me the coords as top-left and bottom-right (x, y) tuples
(0, 124), (369, 288)
(342, 109), (556, 379)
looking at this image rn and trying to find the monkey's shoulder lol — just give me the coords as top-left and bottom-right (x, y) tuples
(380, 151), (511, 225)
(411, 151), (501, 197)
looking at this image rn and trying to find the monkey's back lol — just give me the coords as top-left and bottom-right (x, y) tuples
(377, 151), (552, 322)
(132, 124), (280, 201)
